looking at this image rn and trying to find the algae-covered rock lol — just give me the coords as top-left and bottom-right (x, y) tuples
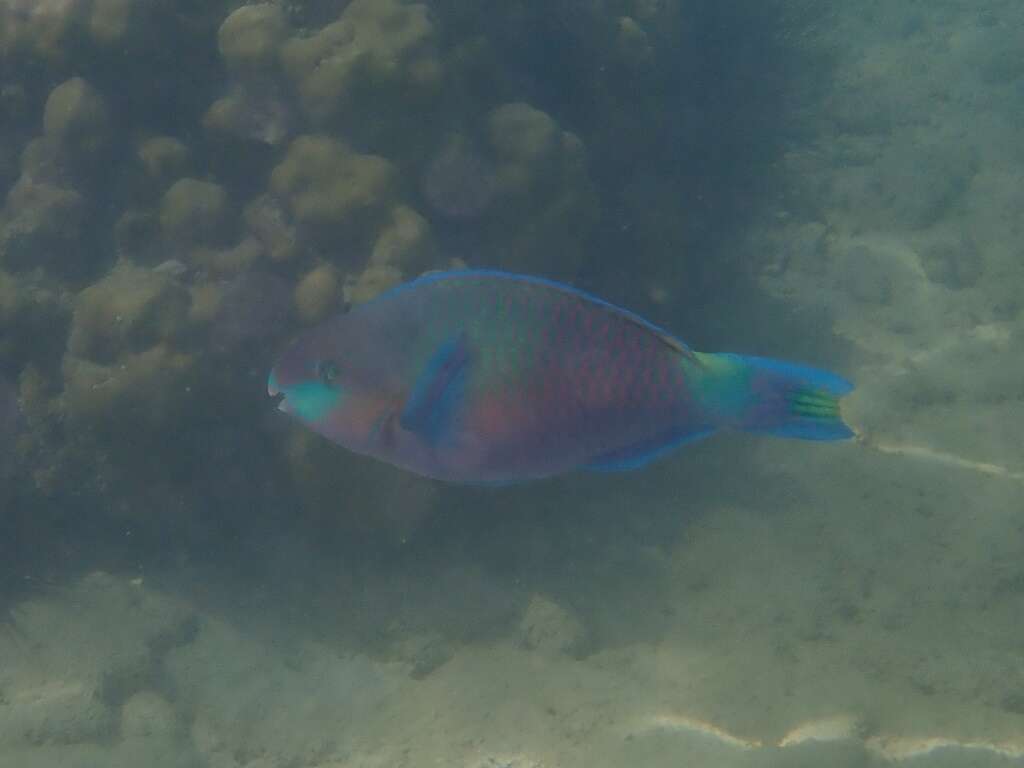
(204, 85), (293, 146)
(190, 236), (265, 277)
(280, 0), (440, 125)
(244, 194), (299, 263)
(0, 173), (86, 274)
(63, 344), (194, 430)
(137, 136), (190, 186)
(210, 6), (294, 147)
(343, 263), (403, 306)
(369, 205), (434, 275)
(0, 571), (197, 747)
(159, 177), (230, 246)
(294, 263), (340, 324)
(88, 0), (138, 46)
(68, 263), (190, 364)
(42, 77), (110, 161)
(616, 16), (654, 70)
(218, 3), (289, 72)
(488, 102), (560, 176)
(483, 102), (598, 278)
(120, 690), (178, 743)
(0, 0), (86, 62)
(270, 135), (396, 239)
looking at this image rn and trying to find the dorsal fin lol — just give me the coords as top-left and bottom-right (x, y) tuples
(380, 269), (698, 361)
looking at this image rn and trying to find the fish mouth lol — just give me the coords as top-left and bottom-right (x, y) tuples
(267, 372), (288, 411)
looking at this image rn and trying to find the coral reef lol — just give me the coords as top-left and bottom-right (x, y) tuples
(293, 262), (340, 324)
(280, 0), (441, 128)
(63, 264), (194, 433)
(270, 134), (397, 246)
(0, 0), (794, 560)
(482, 102), (598, 277)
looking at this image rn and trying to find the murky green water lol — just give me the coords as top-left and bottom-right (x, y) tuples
(1, 2), (1022, 766)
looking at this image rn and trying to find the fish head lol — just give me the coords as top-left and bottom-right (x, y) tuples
(267, 317), (396, 449)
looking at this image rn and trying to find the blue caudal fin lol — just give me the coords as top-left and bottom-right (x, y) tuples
(400, 333), (472, 442)
(726, 354), (854, 441)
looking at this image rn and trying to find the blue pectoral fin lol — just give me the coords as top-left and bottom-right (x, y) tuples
(400, 333), (472, 443)
(585, 428), (715, 472)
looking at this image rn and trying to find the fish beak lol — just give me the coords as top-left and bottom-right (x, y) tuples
(267, 372), (288, 412)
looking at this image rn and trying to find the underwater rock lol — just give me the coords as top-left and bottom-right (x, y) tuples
(67, 263), (190, 364)
(270, 135), (396, 241)
(166, 613), (403, 768)
(343, 262), (403, 306)
(42, 77), (110, 165)
(204, 84), (293, 146)
(0, 674), (116, 747)
(369, 205), (435, 275)
(517, 595), (588, 657)
(159, 177), (230, 247)
(420, 134), (497, 220)
(0, 0), (87, 62)
(119, 691), (177, 741)
(488, 102), (560, 184)
(210, 6), (295, 148)
(616, 16), (654, 71)
(63, 344), (194, 430)
(467, 756), (545, 768)
(483, 102), (598, 277)
(190, 235), (264, 277)
(88, 0), (140, 47)
(916, 233), (983, 290)
(0, 572), (197, 748)
(136, 136), (190, 188)
(878, 140), (976, 229)
(294, 263), (340, 324)
(218, 2), (289, 73)
(244, 194), (299, 263)
(151, 258), (188, 278)
(280, 0), (440, 125)
(0, 173), (86, 274)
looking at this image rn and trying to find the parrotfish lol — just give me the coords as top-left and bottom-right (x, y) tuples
(268, 270), (854, 483)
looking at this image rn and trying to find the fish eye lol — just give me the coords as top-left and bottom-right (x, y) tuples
(317, 359), (339, 387)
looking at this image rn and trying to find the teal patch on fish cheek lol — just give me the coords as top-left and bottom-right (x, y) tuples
(287, 381), (342, 422)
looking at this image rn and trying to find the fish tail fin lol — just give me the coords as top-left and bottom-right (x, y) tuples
(692, 352), (855, 441)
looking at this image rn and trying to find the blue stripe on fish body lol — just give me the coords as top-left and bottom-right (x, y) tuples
(400, 333), (472, 443)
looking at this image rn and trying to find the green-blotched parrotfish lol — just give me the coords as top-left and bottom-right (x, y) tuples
(268, 270), (854, 483)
